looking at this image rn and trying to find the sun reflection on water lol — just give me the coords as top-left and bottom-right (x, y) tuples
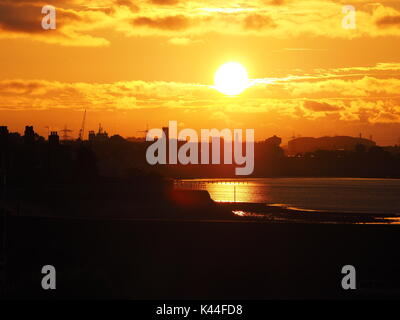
(174, 179), (263, 203)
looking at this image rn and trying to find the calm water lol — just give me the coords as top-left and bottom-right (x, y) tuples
(175, 178), (400, 214)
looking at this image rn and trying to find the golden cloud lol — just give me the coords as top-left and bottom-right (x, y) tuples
(1, 0), (400, 46)
(1, 66), (399, 125)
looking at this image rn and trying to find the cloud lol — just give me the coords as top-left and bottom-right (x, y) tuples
(282, 76), (400, 99)
(0, 79), (218, 111)
(243, 13), (275, 30)
(168, 2), (400, 38)
(1, 66), (400, 126)
(0, 1), (111, 46)
(149, 0), (180, 5)
(371, 4), (400, 32)
(132, 15), (191, 31)
(0, 3), (82, 33)
(168, 36), (202, 45)
(1, 0), (400, 47)
(268, 0), (285, 5)
(376, 15), (400, 27)
(115, 0), (140, 11)
(303, 100), (342, 112)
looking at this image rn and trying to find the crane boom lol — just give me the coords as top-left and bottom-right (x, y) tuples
(78, 109), (86, 140)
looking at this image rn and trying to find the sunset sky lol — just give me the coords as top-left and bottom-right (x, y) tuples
(1, 0), (400, 145)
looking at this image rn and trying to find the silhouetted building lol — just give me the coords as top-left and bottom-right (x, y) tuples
(48, 131), (60, 145)
(126, 136), (146, 142)
(0, 126), (9, 145)
(88, 125), (109, 142)
(88, 130), (96, 141)
(96, 130), (108, 142)
(265, 135), (282, 147)
(287, 136), (376, 155)
(24, 126), (35, 144)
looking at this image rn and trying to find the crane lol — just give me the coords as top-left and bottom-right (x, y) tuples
(78, 109), (87, 141)
(136, 123), (149, 137)
(287, 133), (301, 140)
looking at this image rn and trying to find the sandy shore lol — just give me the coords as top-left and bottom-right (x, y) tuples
(217, 202), (400, 224)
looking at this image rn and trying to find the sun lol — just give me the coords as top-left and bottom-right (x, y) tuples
(214, 62), (249, 96)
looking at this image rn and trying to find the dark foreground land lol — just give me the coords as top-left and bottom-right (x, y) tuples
(2, 214), (400, 300)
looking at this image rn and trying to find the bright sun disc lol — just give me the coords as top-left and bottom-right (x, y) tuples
(214, 62), (249, 96)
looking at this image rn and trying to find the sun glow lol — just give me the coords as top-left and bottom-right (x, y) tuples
(214, 62), (249, 96)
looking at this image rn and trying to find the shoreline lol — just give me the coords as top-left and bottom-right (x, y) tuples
(1, 200), (399, 225)
(217, 202), (400, 225)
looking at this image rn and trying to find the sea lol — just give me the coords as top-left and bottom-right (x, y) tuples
(175, 178), (400, 214)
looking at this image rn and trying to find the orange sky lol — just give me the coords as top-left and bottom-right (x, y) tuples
(1, 0), (400, 145)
